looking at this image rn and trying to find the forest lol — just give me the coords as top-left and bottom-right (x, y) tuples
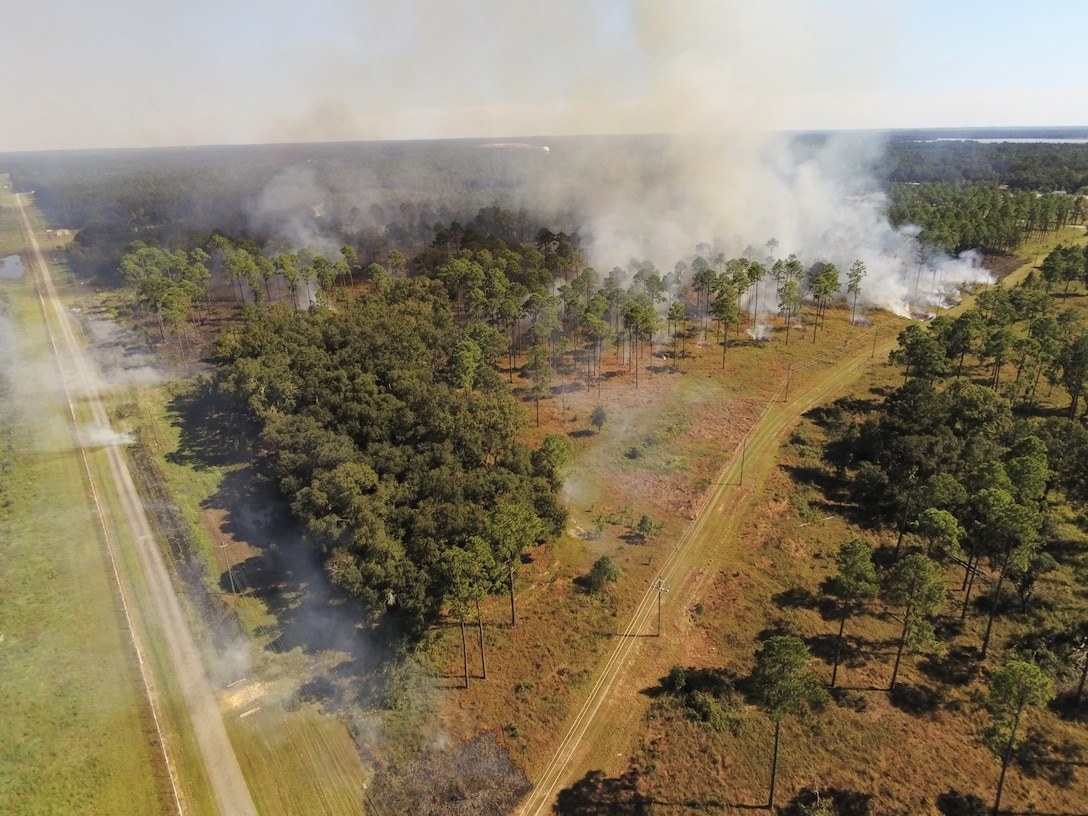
(6, 129), (1088, 814)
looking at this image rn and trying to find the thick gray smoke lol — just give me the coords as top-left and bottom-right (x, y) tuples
(249, 1), (988, 317)
(576, 130), (991, 317)
(246, 166), (340, 256)
(232, 1), (992, 318)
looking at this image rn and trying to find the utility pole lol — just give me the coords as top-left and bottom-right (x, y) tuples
(654, 578), (669, 636)
(220, 541), (237, 595)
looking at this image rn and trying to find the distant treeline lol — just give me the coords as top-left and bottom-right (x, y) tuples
(3, 133), (1085, 242)
(883, 138), (1088, 192)
(0, 139), (574, 283)
(4, 133), (1088, 292)
(887, 183), (1085, 256)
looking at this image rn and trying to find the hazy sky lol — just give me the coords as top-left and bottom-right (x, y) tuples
(2, 0), (1085, 152)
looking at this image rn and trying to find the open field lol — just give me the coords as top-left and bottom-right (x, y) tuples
(8, 155), (1087, 815)
(127, 382), (369, 816)
(4, 183), (370, 815)
(424, 229), (1088, 813)
(0, 181), (169, 813)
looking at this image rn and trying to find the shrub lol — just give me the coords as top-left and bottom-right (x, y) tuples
(664, 665), (688, 693)
(686, 691), (742, 734)
(584, 556), (621, 594)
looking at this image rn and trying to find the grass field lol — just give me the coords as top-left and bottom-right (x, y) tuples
(428, 228), (1088, 814)
(9, 161), (1086, 815)
(125, 381), (369, 815)
(3, 180), (369, 816)
(0, 180), (168, 813)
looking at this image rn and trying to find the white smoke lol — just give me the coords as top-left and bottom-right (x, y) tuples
(570, 130), (992, 320)
(235, 2), (994, 318)
(79, 422), (135, 448)
(246, 166), (339, 256)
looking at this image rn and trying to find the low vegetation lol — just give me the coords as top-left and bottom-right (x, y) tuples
(0, 187), (167, 814)
(4, 136), (1088, 814)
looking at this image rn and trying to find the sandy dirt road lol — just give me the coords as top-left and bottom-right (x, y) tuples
(518, 330), (899, 816)
(15, 193), (258, 816)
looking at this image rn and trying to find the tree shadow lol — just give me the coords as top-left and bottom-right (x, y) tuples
(1045, 533), (1088, 568)
(778, 463), (853, 513)
(933, 616), (967, 641)
(771, 585), (821, 612)
(647, 361), (679, 375)
(1051, 689), (1088, 722)
(936, 789), (988, 816)
(888, 681), (944, 717)
(553, 768), (654, 815)
(804, 631), (870, 670)
(919, 645), (981, 687)
(166, 378), (256, 470)
(204, 463), (400, 675)
(1015, 726), (1086, 789)
(829, 686), (871, 712)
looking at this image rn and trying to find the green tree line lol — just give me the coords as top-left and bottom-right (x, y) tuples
(213, 279), (569, 639)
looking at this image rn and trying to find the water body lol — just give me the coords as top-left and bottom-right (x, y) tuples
(0, 255), (25, 280)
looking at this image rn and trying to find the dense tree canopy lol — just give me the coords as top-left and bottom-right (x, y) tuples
(213, 279), (564, 637)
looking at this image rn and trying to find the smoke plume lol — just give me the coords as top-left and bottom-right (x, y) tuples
(251, 1), (988, 315)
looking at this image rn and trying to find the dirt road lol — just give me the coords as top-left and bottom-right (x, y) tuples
(518, 329), (898, 815)
(15, 193), (258, 816)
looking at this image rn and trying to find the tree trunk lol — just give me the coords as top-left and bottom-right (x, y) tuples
(981, 548), (1013, 660)
(1074, 650), (1088, 707)
(508, 561), (517, 627)
(768, 720), (782, 810)
(476, 598), (487, 680)
(894, 484), (916, 560)
(831, 597), (851, 688)
(992, 707), (1023, 816)
(890, 605), (912, 691)
(962, 549), (980, 620)
(460, 618), (469, 689)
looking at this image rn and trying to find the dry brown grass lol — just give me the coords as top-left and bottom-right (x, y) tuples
(431, 232), (1088, 814)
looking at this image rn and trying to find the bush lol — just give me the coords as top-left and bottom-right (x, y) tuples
(584, 556), (621, 594)
(686, 691), (742, 734)
(664, 664), (687, 694)
(590, 405), (607, 432)
(636, 514), (664, 540)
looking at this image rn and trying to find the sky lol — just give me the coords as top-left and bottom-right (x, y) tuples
(1, 0), (1086, 152)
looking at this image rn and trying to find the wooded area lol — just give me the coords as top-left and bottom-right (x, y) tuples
(6, 131), (1088, 814)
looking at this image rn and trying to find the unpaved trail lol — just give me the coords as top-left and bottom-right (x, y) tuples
(15, 194), (258, 816)
(518, 329), (900, 816)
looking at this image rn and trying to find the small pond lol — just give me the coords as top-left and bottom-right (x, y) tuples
(0, 255), (25, 280)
